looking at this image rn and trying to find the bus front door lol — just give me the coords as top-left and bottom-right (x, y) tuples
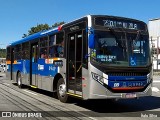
(30, 43), (39, 87)
(68, 31), (82, 95)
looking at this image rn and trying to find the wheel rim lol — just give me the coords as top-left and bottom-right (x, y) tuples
(58, 83), (66, 97)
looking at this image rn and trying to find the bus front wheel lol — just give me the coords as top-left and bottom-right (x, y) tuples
(57, 78), (69, 103)
(17, 72), (22, 88)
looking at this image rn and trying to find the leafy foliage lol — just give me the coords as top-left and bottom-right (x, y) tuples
(0, 22), (65, 58)
(0, 49), (6, 58)
(22, 22), (65, 38)
(51, 21), (65, 28)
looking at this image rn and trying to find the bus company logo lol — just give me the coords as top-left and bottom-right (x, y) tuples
(38, 64), (44, 70)
(1, 112), (42, 118)
(2, 112), (11, 117)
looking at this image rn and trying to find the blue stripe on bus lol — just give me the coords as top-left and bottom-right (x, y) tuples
(108, 80), (147, 88)
(11, 29), (58, 46)
(108, 76), (147, 81)
(7, 59), (58, 77)
(108, 76), (148, 88)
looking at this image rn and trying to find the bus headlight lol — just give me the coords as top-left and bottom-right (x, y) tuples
(91, 72), (104, 84)
(147, 72), (152, 83)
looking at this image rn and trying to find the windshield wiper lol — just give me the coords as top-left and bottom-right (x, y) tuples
(135, 30), (141, 42)
(108, 27), (128, 60)
(108, 28), (126, 48)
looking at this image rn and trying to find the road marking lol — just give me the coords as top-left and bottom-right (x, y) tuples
(3, 83), (10, 86)
(151, 87), (160, 92)
(23, 90), (37, 95)
(153, 81), (160, 83)
(88, 117), (97, 120)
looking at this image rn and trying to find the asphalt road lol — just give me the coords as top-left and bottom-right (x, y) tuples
(0, 72), (160, 120)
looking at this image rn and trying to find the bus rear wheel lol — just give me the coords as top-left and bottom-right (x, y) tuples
(57, 78), (69, 103)
(17, 72), (22, 88)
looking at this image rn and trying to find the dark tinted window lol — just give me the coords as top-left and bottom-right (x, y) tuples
(22, 42), (29, 59)
(14, 45), (21, 60)
(49, 32), (64, 58)
(40, 37), (48, 58)
(6, 47), (11, 60)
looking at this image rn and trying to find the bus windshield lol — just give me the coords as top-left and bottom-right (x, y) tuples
(91, 30), (150, 67)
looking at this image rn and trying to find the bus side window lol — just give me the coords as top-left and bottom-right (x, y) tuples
(14, 44), (22, 60)
(49, 46), (54, 58)
(56, 32), (64, 57)
(40, 48), (48, 58)
(49, 32), (64, 58)
(54, 46), (59, 57)
(40, 37), (48, 59)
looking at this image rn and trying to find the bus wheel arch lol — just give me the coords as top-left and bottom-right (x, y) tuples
(53, 73), (63, 98)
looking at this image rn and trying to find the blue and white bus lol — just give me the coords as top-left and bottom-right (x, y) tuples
(6, 15), (152, 102)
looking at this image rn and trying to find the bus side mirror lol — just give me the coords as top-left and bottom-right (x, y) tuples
(89, 34), (95, 49)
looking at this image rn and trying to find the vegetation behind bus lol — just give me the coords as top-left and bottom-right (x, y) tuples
(22, 22), (65, 38)
(0, 49), (6, 58)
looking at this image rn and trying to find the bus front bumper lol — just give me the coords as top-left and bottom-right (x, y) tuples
(89, 83), (152, 100)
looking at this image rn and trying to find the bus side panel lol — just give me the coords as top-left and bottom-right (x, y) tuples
(21, 72), (30, 85)
(37, 59), (53, 91)
(10, 60), (30, 85)
(11, 63), (19, 83)
(37, 74), (42, 89)
(6, 61), (11, 80)
(82, 67), (89, 99)
(41, 76), (53, 91)
(36, 58), (66, 92)
(6, 70), (10, 80)
(21, 60), (30, 85)
(88, 64), (109, 99)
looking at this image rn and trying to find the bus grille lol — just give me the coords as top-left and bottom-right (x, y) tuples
(107, 72), (147, 76)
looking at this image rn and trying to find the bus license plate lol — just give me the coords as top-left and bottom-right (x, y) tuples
(125, 93), (136, 98)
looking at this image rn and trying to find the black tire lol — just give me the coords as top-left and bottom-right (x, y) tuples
(57, 78), (69, 103)
(17, 72), (22, 88)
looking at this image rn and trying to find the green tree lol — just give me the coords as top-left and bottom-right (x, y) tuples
(22, 23), (50, 38)
(22, 22), (65, 38)
(51, 21), (65, 28)
(0, 48), (6, 58)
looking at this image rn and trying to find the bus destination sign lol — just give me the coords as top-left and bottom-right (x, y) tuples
(103, 20), (138, 29)
(94, 17), (146, 30)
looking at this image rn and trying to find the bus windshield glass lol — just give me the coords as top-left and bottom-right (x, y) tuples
(91, 30), (150, 67)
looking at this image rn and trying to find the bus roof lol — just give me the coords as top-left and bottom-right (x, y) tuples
(9, 27), (59, 46)
(91, 15), (145, 22)
(8, 15), (146, 47)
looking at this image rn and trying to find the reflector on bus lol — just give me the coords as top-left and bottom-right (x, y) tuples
(58, 25), (62, 31)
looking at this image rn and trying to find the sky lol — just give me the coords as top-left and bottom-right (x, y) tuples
(0, 0), (160, 48)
